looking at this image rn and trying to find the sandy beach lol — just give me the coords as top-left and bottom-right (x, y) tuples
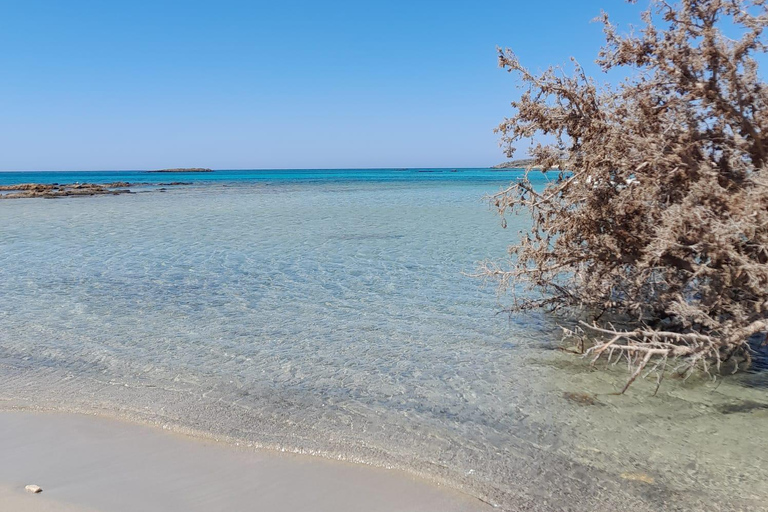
(0, 410), (490, 512)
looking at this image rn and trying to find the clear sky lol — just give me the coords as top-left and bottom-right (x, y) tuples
(1, 0), (650, 170)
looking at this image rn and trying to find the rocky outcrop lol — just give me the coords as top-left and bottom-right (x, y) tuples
(0, 183), (132, 199)
(0, 180), (195, 199)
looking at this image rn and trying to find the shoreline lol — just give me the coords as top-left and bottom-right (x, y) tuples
(3, 351), (766, 511)
(0, 409), (491, 512)
(0, 363), (511, 509)
(0, 362), (656, 512)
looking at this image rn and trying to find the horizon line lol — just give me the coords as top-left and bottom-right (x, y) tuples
(0, 166), (519, 173)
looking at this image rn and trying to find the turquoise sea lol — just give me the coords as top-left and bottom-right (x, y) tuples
(1, 169), (766, 510)
(0, 167), (533, 186)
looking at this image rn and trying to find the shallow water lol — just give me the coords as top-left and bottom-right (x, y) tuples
(1, 170), (766, 511)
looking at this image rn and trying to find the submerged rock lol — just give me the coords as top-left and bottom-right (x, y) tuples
(716, 400), (768, 414)
(563, 391), (600, 406)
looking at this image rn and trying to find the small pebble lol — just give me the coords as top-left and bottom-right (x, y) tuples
(25, 484), (43, 493)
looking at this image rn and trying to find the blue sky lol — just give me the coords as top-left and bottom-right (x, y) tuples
(1, 1), (650, 170)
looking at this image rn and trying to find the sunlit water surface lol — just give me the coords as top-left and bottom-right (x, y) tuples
(1, 170), (766, 511)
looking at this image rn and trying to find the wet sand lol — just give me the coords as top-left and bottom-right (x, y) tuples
(0, 410), (490, 512)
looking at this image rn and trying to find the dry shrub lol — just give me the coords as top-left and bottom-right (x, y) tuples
(484, 0), (768, 391)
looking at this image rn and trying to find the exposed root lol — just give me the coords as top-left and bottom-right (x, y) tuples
(565, 320), (768, 393)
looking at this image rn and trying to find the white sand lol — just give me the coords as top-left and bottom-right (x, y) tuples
(0, 410), (490, 512)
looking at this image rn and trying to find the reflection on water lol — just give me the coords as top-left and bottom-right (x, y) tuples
(0, 173), (766, 511)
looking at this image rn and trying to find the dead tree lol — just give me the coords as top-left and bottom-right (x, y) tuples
(483, 0), (768, 391)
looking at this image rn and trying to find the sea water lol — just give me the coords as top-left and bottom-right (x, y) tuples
(1, 169), (766, 510)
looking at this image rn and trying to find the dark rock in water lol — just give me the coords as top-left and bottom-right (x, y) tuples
(0, 179), (185, 199)
(0, 183), (133, 199)
(157, 182), (193, 186)
(736, 334), (768, 388)
(563, 391), (600, 406)
(749, 333), (768, 371)
(717, 400), (768, 414)
(148, 168), (212, 173)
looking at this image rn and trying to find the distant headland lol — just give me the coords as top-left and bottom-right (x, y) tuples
(491, 159), (535, 169)
(492, 159), (561, 170)
(148, 168), (213, 173)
